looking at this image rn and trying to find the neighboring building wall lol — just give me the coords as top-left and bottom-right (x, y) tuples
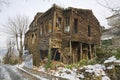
(106, 13), (120, 27)
(25, 4), (101, 66)
(112, 37), (120, 46)
(102, 13), (120, 48)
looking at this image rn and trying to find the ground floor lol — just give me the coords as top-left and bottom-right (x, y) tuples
(32, 38), (97, 66)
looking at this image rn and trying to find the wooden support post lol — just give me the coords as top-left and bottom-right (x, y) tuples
(69, 40), (73, 63)
(94, 45), (97, 58)
(48, 38), (52, 66)
(53, 12), (56, 32)
(89, 44), (92, 59)
(73, 52), (75, 63)
(80, 43), (82, 60)
(69, 40), (72, 63)
(70, 40), (72, 55)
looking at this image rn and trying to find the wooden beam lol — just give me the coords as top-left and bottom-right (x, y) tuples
(53, 12), (56, 32)
(69, 40), (73, 63)
(89, 44), (92, 59)
(70, 40), (72, 55)
(94, 45), (97, 58)
(80, 43), (82, 60)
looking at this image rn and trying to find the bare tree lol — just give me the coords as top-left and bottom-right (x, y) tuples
(3, 38), (17, 64)
(2, 15), (29, 64)
(96, 0), (120, 14)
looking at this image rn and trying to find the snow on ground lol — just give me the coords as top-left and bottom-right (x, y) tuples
(52, 68), (80, 80)
(104, 56), (120, 70)
(104, 56), (116, 64)
(37, 64), (109, 80)
(106, 65), (114, 69)
(84, 64), (106, 76)
(0, 64), (28, 80)
(17, 61), (49, 80)
(102, 76), (111, 80)
(84, 64), (111, 80)
(17, 67), (49, 80)
(18, 56), (120, 80)
(0, 65), (11, 80)
(37, 56), (120, 80)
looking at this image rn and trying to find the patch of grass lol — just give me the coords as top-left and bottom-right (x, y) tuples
(78, 59), (88, 66)
(44, 53), (52, 70)
(65, 59), (96, 69)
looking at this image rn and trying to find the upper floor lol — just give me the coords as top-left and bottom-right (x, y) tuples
(26, 4), (101, 45)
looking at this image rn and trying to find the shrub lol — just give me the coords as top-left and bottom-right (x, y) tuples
(87, 59), (96, 65)
(65, 64), (73, 69)
(78, 59), (88, 66)
(102, 39), (112, 46)
(113, 49), (120, 59)
(96, 47), (104, 58)
(95, 57), (105, 64)
(96, 47), (113, 59)
(3, 56), (18, 65)
(65, 59), (96, 69)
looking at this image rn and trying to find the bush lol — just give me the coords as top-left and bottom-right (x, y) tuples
(96, 47), (113, 59)
(87, 59), (96, 65)
(65, 64), (73, 69)
(102, 39), (112, 46)
(78, 59), (88, 66)
(65, 59), (96, 69)
(96, 47), (104, 58)
(113, 49), (120, 59)
(3, 56), (18, 65)
(95, 57), (105, 64)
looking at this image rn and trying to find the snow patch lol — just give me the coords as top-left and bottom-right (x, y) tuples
(102, 76), (111, 80)
(84, 64), (106, 76)
(0, 66), (11, 80)
(104, 56), (116, 63)
(107, 65), (114, 69)
(17, 67), (49, 80)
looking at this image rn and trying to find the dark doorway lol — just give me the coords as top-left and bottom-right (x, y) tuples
(88, 50), (91, 59)
(72, 41), (80, 62)
(77, 47), (80, 62)
(40, 50), (48, 60)
(51, 48), (60, 61)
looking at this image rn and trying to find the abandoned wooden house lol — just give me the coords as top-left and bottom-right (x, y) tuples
(25, 4), (101, 66)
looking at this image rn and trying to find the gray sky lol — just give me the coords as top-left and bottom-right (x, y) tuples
(0, 0), (114, 49)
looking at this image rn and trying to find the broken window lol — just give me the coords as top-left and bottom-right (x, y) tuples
(32, 34), (34, 38)
(56, 17), (62, 31)
(48, 20), (52, 33)
(73, 18), (78, 33)
(88, 25), (91, 37)
(32, 33), (36, 44)
(40, 25), (43, 36)
(58, 17), (62, 25)
(64, 17), (70, 32)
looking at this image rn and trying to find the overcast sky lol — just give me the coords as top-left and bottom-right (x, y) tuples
(0, 0), (115, 49)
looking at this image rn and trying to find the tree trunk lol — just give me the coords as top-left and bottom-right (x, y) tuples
(15, 34), (19, 52)
(19, 33), (23, 64)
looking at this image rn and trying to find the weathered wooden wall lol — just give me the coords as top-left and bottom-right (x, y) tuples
(25, 4), (101, 66)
